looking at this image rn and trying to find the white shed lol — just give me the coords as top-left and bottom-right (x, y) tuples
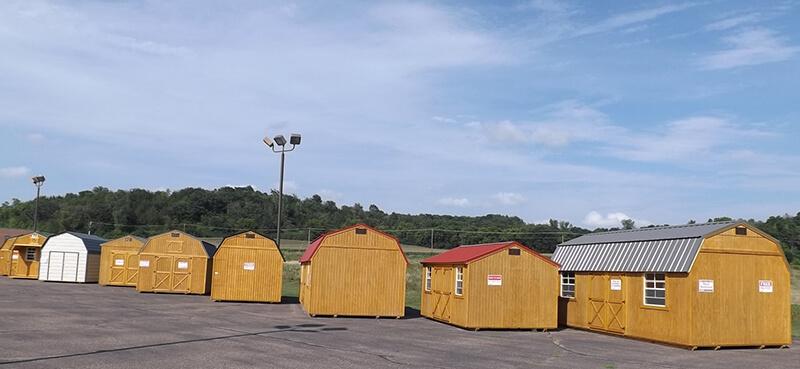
(39, 232), (107, 283)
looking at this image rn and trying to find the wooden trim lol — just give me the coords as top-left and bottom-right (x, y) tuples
(699, 249), (782, 256)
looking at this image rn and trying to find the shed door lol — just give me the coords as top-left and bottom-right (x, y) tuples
(172, 257), (191, 292)
(431, 267), (452, 322)
(125, 253), (139, 285)
(153, 256), (173, 291)
(587, 274), (626, 334)
(47, 251), (79, 282)
(110, 252), (127, 284)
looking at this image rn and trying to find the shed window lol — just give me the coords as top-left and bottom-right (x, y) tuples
(560, 272), (575, 298)
(355, 228), (367, 235)
(25, 248), (37, 261)
(735, 227), (747, 236)
(455, 267), (464, 296)
(424, 267), (432, 292)
(508, 248), (521, 256)
(644, 273), (666, 307)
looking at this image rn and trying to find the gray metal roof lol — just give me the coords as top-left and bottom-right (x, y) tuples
(553, 222), (739, 273)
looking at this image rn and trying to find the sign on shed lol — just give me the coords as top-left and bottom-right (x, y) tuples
(698, 279), (714, 293)
(487, 274), (502, 286)
(759, 280), (773, 293)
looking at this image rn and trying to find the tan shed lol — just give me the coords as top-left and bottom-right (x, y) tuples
(2, 232), (48, 279)
(99, 235), (147, 287)
(420, 241), (560, 330)
(553, 222), (792, 349)
(211, 231), (284, 303)
(136, 230), (216, 295)
(299, 224), (408, 318)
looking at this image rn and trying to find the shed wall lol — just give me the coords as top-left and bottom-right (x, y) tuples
(99, 237), (144, 286)
(211, 233), (282, 302)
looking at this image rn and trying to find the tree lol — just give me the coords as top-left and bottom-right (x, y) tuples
(621, 219), (636, 230)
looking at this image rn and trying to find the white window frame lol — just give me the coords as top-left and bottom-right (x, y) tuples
(560, 272), (575, 298)
(424, 267), (432, 292)
(455, 267), (464, 296)
(24, 248), (36, 261)
(643, 273), (666, 307)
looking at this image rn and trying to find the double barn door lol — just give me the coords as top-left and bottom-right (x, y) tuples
(587, 274), (626, 334)
(429, 267), (453, 322)
(153, 256), (193, 293)
(109, 252), (140, 286)
(46, 251), (80, 282)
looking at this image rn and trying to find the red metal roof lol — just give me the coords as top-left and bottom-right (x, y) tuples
(298, 224), (409, 264)
(421, 241), (560, 268)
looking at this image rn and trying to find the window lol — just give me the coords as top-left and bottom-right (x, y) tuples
(508, 248), (521, 256)
(425, 267), (432, 292)
(560, 272), (575, 298)
(25, 248), (36, 261)
(735, 227), (747, 236)
(455, 267), (464, 296)
(644, 273), (666, 307)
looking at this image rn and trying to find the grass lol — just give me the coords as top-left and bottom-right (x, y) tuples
(793, 304), (800, 338)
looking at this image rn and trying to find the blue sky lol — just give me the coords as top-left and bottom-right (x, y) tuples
(1, 0), (799, 228)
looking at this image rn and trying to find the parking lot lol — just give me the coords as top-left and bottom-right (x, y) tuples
(0, 278), (797, 369)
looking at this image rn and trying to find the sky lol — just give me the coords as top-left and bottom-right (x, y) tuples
(1, 0), (799, 229)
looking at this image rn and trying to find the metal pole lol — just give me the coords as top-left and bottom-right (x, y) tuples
(33, 185), (41, 232)
(276, 151), (286, 247)
(307, 228), (311, 244)
(430, 229), (434, 249)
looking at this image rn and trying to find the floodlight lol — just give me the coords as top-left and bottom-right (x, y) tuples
(290, 134), (301, 145)
(262, 136), (274, 148)
(32, 176), (46, 186)
(274, 135), (287, 146)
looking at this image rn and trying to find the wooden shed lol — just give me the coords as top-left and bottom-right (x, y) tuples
(211, 231), (284, 303)
(299, 224), (408, 318)
(38, 232), (107, 283)
(99, 235), (147, 287)
(420, 241), (560, 330)
(1, 232), (48, 279)
(136, 230), (217, 295)
(552, 222), (791, 349)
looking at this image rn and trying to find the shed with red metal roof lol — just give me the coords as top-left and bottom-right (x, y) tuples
(420, 241), (560, 330)
(299, 224), (407, 318)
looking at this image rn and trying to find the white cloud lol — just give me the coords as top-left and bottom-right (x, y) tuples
(575, 3), (697, 36)
(0, 166), (31, 179)
(705, 13), (762, 31)
(437, 197), (470, 207)
(699, 28), (798, 70)
(317, 189), (343, 202)
(492, 192), (527, 206)
(583, 211), (648, 228)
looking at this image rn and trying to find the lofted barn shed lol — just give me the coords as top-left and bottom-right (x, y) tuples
(99, 235), (147, 287)
(39, 232), (107, 283)
(2, 232), (48, 279)
(420, 241), (560, 330)
(299, 224), (408, 318)
(552, 222), (791, 349)
(137, 230), (217, 295)
(211, 231), (284, 303)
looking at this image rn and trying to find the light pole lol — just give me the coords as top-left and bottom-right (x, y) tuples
(31, 175), (46, 232)
(263, 133), (301, 246)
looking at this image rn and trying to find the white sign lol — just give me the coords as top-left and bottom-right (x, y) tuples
(610, 279), (622, 291)
(243, 262), (256, 271)
(177, 261), (189, 269)
(139, 260), (150, 268)
(698, 279), (714, 293)
(114, 259), (125, 266)
(759, 280), (773, 293)
(487, 274), (502, 286)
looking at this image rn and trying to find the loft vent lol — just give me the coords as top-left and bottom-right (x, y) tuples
(125, 237), (132, 242)
(508, 248), (521, 256)
(171, 232), (180, 238)
(245, 233), (256, 239)
(735, 227), (747, 236)
(355, 228), (367, 235)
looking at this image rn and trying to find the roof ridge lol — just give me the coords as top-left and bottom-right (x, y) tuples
(589, 221), (738, 236)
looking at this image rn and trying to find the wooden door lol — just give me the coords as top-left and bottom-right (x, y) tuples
(10, 249), (20, 275)
(153, 256), (173, 291)
(431, 267), (453, 322)
(125, 253), (139, 286)
(587, 274), (626, 334)
(110, 252), (127, 284)
(172, 257), (192, 292)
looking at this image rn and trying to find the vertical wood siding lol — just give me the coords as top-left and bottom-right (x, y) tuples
(302, 226), (407, 317)
(99, 236), (145, 286)
(136, 231), (212, 295)
(7, 233), (47, 279)
(211, 232), (283, 303)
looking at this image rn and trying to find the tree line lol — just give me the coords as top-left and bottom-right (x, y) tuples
(0, 186), (798, 261)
